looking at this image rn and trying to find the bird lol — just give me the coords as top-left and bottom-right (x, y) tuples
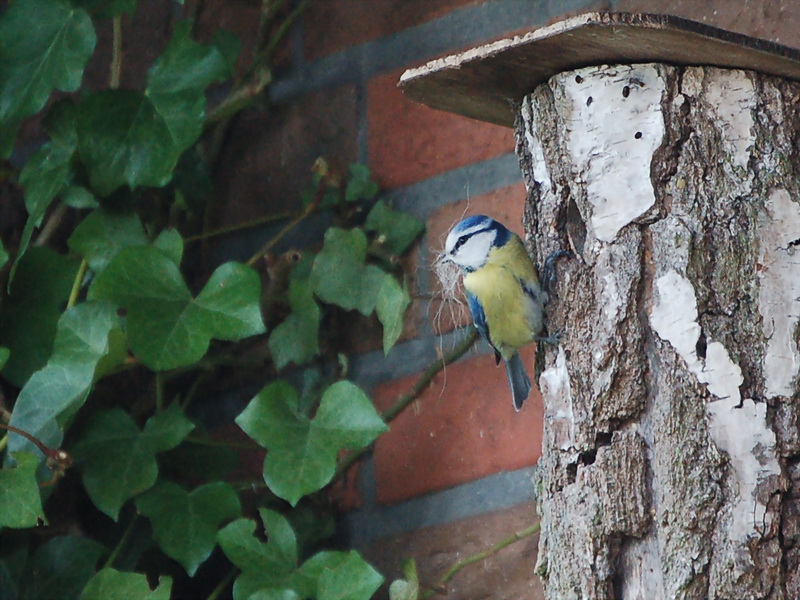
(442, 215), (552, 410)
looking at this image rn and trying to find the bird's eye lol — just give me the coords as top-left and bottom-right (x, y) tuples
(452, 236), (467, 253)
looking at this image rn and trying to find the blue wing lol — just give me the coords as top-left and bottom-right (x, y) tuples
(467, 291), (501, 365)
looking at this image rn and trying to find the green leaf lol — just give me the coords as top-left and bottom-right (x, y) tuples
(318, 551), (384, 600)
(0, 248), (79, 387)
(68, 209), (148, 272)
(62, 186), (98, 209)
(136, 481), (240, 576)
(268, 279), (320, 370)
(0, 0), (95, 147)
(310, 228), (388, 316)
(153, 228), (183, 266)
(236, 381), (386, 505)
(6, 301), (122, 457)
(376, 276), (410, 354)
(364, 200), (425, 255)
(22, 535), (107, 600)
(0, 453), (45, 528)
(17, 138), (76, 261)
(0, 239), (7, 270)
(0, 348), (9, 370)
(89, 246), (265, 370)
(75, 22), (231, 195)
(72, 405), (194, 520)
(217, 511), (297, 600)
(297, 551), (383, 600)
(388, 558), (419, 600)
(344, 164), (379, 203)
(79, 569), (171, 600)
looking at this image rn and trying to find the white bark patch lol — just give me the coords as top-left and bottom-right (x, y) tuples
(650, 269), (781, 547)
(697, 69), (755, 170)
(757, 188), (800, 398)
(519, 97), (551, 197)
(540, 346), (574, 452)
(649, 270), (743, 402)
(554, 64), (665, 242)
(706, 399), (781, 552)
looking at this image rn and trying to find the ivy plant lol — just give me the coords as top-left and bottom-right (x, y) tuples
(0, 1), (427, 599)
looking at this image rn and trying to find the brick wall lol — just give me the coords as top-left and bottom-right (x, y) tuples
(213, 1), (800, 598)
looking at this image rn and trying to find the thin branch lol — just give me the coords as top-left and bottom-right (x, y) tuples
(184, 211), (291, 244)
(67, 259), (88, 309)
(421, 522), (541, 598)
(104, 514), (139, 569)
(110, 16), (123, 89)
(32, 202), (68, 248)
(333, 329), (479, 479)
(244, 170), (330, 268)
(207, 567), (238, 600)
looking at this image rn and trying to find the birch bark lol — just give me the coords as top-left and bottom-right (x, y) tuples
(516, 63), (800, 599)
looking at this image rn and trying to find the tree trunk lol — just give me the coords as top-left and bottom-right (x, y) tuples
(516, 63), (800, 599)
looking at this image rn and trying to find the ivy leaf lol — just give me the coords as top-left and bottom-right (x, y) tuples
(79, 569), (171, 600)
(310, 228), (385, 316)
(0, 248), (79, 387)
(68, 209), (148, 272)
(0, 348), (9, 370)
(0, 0), (95, 151)
(136, 481), (240, 576)
(89, 246), (265, 370)
(0, 239), (7, 269)
(7, 301), (123, 457)
(17, 137), (76, 262)
(0, 453), (45, 528)
(75, 22), (232, 195)
(376, 276), (410, 355)
(22, 535), (107, 600)
(388, 558), (419, 600)
(217, 510), (298, 599)
(344, 164), (379, 203)
(268, 279), (320, 370)
(62, 186), (98, 209)
(72, 404), (194, 520)
(236, 381), (387, 506)
(364, 200), (425, 255)
(297, 551), (383, 600)
(153, 228), (183, 266)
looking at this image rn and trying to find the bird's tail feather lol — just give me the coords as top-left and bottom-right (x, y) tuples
(505, 353), (531, 411)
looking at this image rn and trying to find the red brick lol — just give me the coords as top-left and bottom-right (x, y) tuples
(367, 68), (515, 189)
(213, 84), (359, 227)
(364, 501), (544, 600)
(303, 0), (485, 59)
(426, 183), (527, 334)
(373, 344), (543, 505)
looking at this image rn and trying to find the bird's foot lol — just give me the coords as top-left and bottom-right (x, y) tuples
(536, 331), (561, 346)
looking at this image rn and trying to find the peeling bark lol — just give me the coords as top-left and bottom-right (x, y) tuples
(516, 63), (800, 599)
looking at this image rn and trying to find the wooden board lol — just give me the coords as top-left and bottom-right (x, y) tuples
(399, 12), (800, 128)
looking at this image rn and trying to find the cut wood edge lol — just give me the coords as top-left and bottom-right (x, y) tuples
(399, 12), (800, 127)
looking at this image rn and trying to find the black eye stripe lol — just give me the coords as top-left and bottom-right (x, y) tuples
(453, 236), (467, 252)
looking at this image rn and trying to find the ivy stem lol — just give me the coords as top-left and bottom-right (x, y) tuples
(110, 16), (123, 89)
(155, 372), (164, 412)
(244, 169), (330, 268)
(333, 328), (478, 479)
(104, 513), (139, 569)
(184, 211), (291, 245)
(207, 567), (237, 600)
(420, 522), (541, 598)
(0, 434), (7, 453)
(67, 259), (89, 309)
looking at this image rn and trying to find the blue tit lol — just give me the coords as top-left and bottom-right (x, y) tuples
(443, 215), (547, 410)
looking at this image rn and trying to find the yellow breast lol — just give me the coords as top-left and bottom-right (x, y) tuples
(463, 238), (543, 360)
